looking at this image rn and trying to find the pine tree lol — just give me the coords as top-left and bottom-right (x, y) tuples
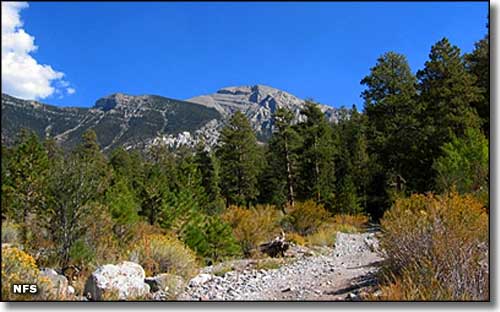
(105, 175), (140, 241)
(296, 101), (336, 209)
(182, 215), (241, 264)
(417, 38), (482, 168)
(217, 112), (261, 207)
(333, 106), (369, 214)
(465, 35), (489, 136)
(1, 145), (14, 221)
(273, 108), (302, 207)
(194, 142), (224, 214)
(45, 151), (108, 269)
(139, 162), (170, 226)
(360, 52), (422, 216)
(5, 129), (49, 245)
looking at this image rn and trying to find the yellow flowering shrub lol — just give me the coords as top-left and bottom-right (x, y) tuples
(1, 246), (66, 301)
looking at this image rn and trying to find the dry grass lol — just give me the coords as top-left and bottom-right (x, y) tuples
(305, 225), (337, 247)
(376, 192), (488, 301)
(254, 258), (286, 271)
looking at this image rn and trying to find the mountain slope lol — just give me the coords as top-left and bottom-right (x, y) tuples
(2, 85), (338, 150)
(2, 93), (222, 151)
(188, 85), (337, 141)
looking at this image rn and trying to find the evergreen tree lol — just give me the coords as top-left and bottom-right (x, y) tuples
(217, 112), (261, 207)
(296, 101), (336, 209)
(433, 127), (488, 201)
(139, 162), (170, 226)
(465, 35), (489, 136)
(417, 38), (482, 188)
(182, 215), (241, 264)
(1, 145), (14, 221)
(5, 129), (49, 245)
(194, 142), (224, 214)
(333, 106), (369, 214)
(105, 176), (140, 241)
(360, 51), (421, 216)
(74, 129), (111, 189)
(45, 151), (108, 269)
(271, 108), (302, 207)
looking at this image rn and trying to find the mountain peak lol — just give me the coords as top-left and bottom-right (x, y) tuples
(93, 93), (148, 111)
(215, 84), (290, 99)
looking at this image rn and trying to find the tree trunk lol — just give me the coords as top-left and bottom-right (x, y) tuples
(284, 139), (295, 207)
(313, 137), (321, 201)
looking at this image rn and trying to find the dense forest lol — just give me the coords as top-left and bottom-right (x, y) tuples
(1, 33), (489, 301)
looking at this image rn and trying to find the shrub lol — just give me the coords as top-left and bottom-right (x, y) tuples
(221, 205), (282, 256)
(1, 246), (63, 300)
(286, 232), (306, 246)
(433, 127), (488, 206)
(129, 234), (198, 279)
(332, 214), (369, 230)
(334, 223), (358, 234)
(283, 200), (330, 235)
(306, 225), (337, 247)
(378, 192), (488, 300)
(84, 205), (121, 265)
(1, 221), (20, 245)
(182, 215), (242, 264)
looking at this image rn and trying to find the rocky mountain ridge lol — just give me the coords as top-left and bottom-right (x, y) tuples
(188, 84), (337, 141)
(2, 85), (337, 151)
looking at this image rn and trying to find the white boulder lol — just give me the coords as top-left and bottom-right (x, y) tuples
(84, 261), (150, 300)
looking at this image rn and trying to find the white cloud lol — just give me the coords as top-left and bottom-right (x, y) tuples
(1, 2), (74, 100)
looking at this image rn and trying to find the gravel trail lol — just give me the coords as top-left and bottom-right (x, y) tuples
(178, 231), (383, 301)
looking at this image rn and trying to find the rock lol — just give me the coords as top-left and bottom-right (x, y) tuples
(346, 292), (360, 301)
(39, 268), (70, 298)
(84, 261), (150, 301)
(145, 273), (185, 299)
(188, 273), (213, 287)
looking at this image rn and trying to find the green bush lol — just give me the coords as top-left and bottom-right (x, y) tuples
(182, 215), (241, 264)
(433, 127), (488, 206)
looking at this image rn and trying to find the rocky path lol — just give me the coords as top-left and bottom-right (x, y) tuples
(178, 231), (383, 301)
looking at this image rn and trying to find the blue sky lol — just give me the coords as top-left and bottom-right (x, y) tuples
(2, 2), (488, 109)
